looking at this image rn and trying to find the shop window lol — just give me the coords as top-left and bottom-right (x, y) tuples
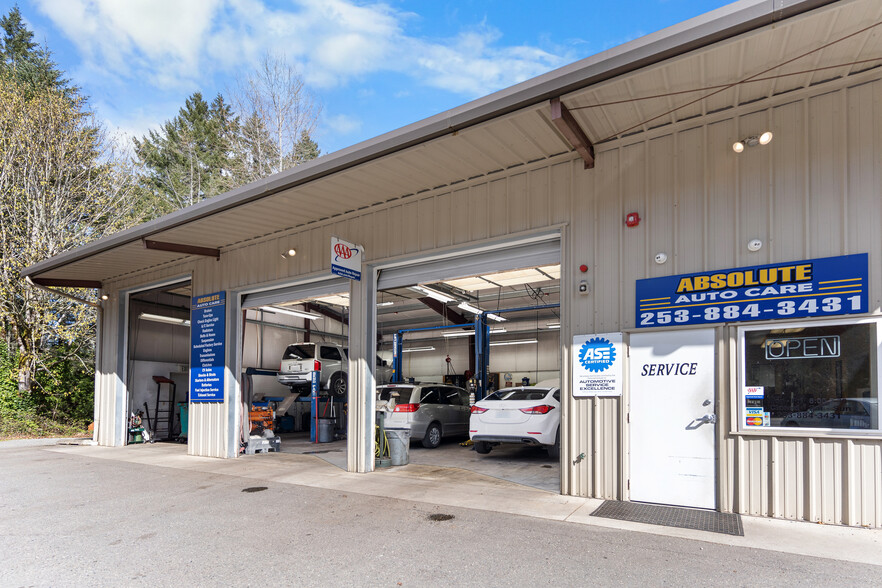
(740, 320), (879, 432)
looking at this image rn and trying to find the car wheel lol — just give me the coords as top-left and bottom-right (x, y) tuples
(329, 373), (347, 397)
(547, 428), (560, 459)
(422, 422), (442, 448)
(474, 441), (492, 454)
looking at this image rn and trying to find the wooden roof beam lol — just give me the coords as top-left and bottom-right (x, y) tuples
(550, 97), (595, 169)
(144, 239), (220, 259)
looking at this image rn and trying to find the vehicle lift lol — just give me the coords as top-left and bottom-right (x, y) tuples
(392, 303), (560, 400)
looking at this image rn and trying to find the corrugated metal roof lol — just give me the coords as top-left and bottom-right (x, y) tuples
(26, 0), (877, 284)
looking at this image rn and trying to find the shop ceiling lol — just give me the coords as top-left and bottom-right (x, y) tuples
(24, 0), (882, 286)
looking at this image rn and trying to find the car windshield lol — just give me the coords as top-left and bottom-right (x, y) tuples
(282, 344), (315, 360)
(503, 388), (553, 401)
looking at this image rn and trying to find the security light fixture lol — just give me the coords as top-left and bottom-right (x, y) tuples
(260, 306), (321, 320)
(139, 312), (190, 327)
(733, 132), (773, 153)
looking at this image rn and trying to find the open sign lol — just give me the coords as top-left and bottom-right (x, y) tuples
(764, 335), (840, 360)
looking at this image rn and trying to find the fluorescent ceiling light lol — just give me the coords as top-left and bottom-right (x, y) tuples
(402, 346), (435, 353)
(547, 322), (561, 329)
(139, 313), (190, 327)
(410, 286), (456, 304)
(312, 294), (350, 307)
(377, 301), (394, 307)
(457, 302), (483, 314)
(260, 306), (321, 320)
(486, 313), (506, 322)
(442, 327), (506, 338)
(489, 339), (538, 347)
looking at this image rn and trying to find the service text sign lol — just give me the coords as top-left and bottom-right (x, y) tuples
(190, 291), (226, 403)
(572, 332), (623, 397)
(636, 254), (867, 328)
(331, 237), (363, 281)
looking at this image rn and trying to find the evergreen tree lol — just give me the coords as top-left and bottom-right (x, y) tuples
(134, 92), (238, 214)
(0, 5), (71, 97)
(292, 131), (320, 166)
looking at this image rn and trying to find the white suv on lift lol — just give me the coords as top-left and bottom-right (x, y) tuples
(277, 342), (392, 396)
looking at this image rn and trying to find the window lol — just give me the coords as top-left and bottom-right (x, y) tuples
(740, 320), (879, 432)
(419, 388), (442, 404)
(321, 346), (342, 361)
(282, 344), (314, 360)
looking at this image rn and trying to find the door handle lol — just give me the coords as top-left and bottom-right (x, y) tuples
(697, 413), (717, 425)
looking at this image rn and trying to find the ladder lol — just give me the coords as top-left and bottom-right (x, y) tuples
(152, 376), (177, 441)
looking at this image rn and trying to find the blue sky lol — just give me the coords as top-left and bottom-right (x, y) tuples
(13, 0), (731, 155)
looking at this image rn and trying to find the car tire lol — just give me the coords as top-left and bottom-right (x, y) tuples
(422, 422), (442, 448)
(547, 428), (560, 459)
(474, 441), (492, 454)
(329, 373), (347, 397)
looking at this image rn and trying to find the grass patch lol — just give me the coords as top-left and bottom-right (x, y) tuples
(0, 408), (90, 440)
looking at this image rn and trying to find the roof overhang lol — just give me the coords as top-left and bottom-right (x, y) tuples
(25, 0), (877, 287)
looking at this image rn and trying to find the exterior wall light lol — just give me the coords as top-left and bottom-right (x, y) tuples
(654, 252), (668, 264)
(733, 131), (773, 153)
(747, 239), (763, 252)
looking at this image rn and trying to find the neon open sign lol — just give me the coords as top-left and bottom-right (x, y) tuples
(764, 335), (840, 360)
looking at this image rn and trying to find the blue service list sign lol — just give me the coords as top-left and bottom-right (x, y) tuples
(636, 254), (868, 328)
(190, 291), (226, 402)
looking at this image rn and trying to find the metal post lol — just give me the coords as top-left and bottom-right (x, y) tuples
(392, 332), (401, 383)
(310, 370), (319, 442)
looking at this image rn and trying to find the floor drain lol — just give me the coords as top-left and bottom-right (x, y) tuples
(242, 486), (268, 493)
(428, 513), (455, 522)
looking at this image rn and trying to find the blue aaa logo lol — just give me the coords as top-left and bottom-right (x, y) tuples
(578, 337), (616, 373)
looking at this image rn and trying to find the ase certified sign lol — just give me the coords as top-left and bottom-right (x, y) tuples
(635, 254), (867, 328)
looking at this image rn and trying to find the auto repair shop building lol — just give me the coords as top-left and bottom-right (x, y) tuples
(24, 0), (882, 527)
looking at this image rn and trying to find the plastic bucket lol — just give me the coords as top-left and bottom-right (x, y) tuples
(317, 418), (335, 443)
(385, 428), (411, 466)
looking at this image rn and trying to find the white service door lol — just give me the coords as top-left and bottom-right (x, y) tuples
(629, 329), (716, 509)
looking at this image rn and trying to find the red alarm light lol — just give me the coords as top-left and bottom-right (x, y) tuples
(625, 212), (641, 227)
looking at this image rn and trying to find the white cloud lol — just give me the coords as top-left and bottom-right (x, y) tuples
(323, 113), (362, 136)
(35, 0), (571, 99)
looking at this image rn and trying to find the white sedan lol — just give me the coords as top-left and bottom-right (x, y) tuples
(469, 380), (560, 458)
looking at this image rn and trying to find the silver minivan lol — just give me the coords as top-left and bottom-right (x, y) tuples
(377, 383), (471, 448)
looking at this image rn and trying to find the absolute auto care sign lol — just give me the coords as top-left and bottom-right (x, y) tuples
(190, 291), (225, 403)
(572, 333), (623, 397)
(635, 254), (868, 328)
(331, 236), (363, 281)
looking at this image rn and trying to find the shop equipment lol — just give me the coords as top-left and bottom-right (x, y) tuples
(152, 376), (177, 441)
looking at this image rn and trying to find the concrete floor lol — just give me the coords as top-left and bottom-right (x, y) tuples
(275, 432), (560, 492)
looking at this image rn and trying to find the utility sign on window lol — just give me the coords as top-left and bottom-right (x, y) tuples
(331, 236), (363, 281)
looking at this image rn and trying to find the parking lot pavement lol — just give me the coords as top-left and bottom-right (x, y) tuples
(1, 442), (880, 587)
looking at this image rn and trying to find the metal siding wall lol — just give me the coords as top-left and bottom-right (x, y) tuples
(91, 75), (882, 526)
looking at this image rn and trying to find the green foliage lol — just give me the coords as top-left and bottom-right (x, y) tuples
(134, 92), (240, 214)
(0, 5), (72, 98)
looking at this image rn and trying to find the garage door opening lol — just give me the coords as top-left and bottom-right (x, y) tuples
(241, 283), (358, 469)
(126, 280), (192, 445)
(376, 252), (562, 492)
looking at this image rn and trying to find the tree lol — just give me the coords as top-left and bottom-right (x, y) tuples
(134, 92), (238, 214)
(0, 5), (71, 97)
(229, 53), (321, 179)
(0, 74), (142, 394)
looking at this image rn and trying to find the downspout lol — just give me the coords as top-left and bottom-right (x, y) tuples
(25, 276), (104, 444)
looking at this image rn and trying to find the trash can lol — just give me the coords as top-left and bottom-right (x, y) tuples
(317, 418), (335, 443)
(385, 427), (411, 466)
